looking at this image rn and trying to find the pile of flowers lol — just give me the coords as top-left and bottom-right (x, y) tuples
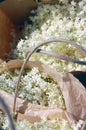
(2, 117), (83, 130)
(12, 0), (86, 72)
(0, 67), (65, 108)
(0, 0), (86, 130)
(0, 108), (83, 130)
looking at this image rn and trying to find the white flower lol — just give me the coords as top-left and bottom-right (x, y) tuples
(71, 120), (84, 130)
(12, 1), (86, 72)
(0, 67), (65, 108)
(78, 1), (84, 8)
(71, 1), (76, 6)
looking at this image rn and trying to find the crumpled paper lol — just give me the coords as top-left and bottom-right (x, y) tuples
(0, 59), (86, 126)
(60, 73), (86, 120)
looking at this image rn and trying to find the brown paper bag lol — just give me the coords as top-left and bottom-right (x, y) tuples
(0, 10), (18, 60)
(0, 59), (86, 123)
(59, 73), (86, 120)
(0, 0), (37, 24)
(0, 0), (72, 24)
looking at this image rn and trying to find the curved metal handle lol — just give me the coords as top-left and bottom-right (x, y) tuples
(13, 38), (86, 113)
(26, 48), (86, 65)
(25, 38), (86, 65)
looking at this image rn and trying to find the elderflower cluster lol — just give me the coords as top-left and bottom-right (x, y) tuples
(16, 119), (83, 130)
(0, 67), (65, 108)
(1, 117), (84, 130)
(0, 111), (5, 127)
(16, 119), (73, 130)
(13, 0), (86, 72)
